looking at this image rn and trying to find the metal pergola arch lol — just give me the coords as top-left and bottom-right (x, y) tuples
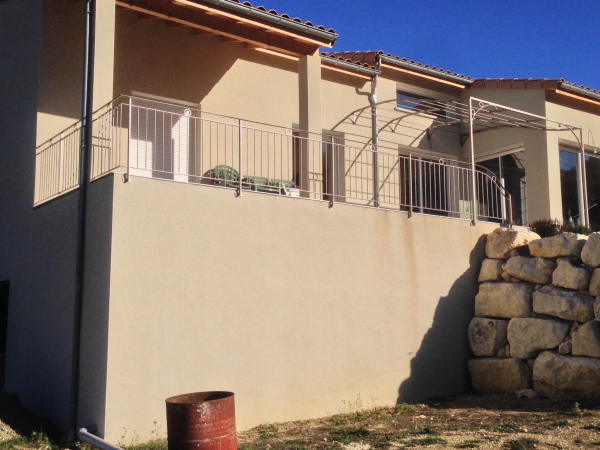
(334, 95), (587, 225)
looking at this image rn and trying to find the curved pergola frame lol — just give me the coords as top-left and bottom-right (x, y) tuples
(336, 95), (587, 225)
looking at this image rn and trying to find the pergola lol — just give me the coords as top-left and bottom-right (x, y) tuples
(337, 96), (587, 225)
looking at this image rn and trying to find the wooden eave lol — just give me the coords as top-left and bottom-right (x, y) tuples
(116, 0), (328, 57)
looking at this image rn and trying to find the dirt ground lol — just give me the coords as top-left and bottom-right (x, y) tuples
(237, 393), (600, 450)
(0, 392), (600, 449)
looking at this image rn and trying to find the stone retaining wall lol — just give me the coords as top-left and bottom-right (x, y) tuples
(468, 228), (600, 400)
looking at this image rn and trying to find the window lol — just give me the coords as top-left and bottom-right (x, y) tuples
(559, 150), (583, 227)
(396, 90), (435, 113)
(128, 96), (197, 182)
(478, 151), (527, 226)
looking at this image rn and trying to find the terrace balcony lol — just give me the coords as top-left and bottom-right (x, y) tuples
(34, 96), (512, 225)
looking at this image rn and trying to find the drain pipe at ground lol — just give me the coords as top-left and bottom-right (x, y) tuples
(79, 429), (122, 450)
(68, 0), (96, 443)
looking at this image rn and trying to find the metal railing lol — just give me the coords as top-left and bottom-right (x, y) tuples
(34, 96), (511, 224)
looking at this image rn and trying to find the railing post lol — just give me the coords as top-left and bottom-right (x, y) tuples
(408, 152), (413, 217)
(126, 97), (132, 183)
(330, 141), (335, 208)
(58, 132), (65, 193)
(238, 119), (243, 196)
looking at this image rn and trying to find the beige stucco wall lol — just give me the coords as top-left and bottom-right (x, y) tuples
(100, 175), (497, 443)
(36, 0), (115, 146)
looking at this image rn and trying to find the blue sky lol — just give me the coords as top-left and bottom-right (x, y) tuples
(269, 1), (600, 89)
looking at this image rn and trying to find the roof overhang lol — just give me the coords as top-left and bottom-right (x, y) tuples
(117, 0), (337, 57)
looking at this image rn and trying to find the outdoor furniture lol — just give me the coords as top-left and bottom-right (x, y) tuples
(211, 165), (298, 196)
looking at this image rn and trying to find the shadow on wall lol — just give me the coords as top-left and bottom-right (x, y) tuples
(397, 234), (487, 403)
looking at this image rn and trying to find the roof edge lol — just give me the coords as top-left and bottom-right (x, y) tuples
(320, 55), (380, 76)
(560, 81), (600, 103)
(201, 0), (339, 43)
(378, 54), (473, 86)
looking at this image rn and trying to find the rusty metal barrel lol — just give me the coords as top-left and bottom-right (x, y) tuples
(166, 391), (237, 450)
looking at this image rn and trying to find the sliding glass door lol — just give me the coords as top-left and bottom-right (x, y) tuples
(478, 151), (527, 226)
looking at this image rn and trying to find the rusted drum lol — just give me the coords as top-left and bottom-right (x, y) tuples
(166, 391), (237, 450)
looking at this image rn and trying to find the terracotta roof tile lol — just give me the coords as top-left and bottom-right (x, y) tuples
(321, 51), (474, 82)
(320, 53), (379, 70)
(471, 78), (562, 90)
(225, 0), (336, 34)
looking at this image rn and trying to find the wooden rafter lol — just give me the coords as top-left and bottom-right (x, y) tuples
(116, 0), (323, 57)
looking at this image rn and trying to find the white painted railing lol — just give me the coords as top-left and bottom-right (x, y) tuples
(34, 96), (511, 225)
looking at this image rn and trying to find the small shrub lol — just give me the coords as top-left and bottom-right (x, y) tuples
(330, 426), (371, 443)
(562, 224), (592, 235)
(490, 422), (522, 433)
(504, 438), (538, 450)
(456, 439), (481, 449)
(529, 219), (562, 238)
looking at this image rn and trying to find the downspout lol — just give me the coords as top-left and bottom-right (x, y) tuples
(68, 0), (96, 442)
(371, 56), (382, 207)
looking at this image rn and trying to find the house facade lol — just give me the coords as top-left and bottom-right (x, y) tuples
(2, 0), (600, 444)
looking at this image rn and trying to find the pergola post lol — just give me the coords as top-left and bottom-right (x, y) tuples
(469, 97), (478, 225)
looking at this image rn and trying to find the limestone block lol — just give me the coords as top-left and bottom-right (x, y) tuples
(572, 321), (600, 358)
(552, 259), (591, 291)
(581, 232), (600, 268)
(502, 272), (522, 283)
(533, 351), (600, 399)
(589, 269), (600, 296)
(515, 389), (539, 399)
(558, 337), (572, 355)
(475, 283), (533, 319)
(507, 318), (570, 359)
(532, 285), (595, 322)
(468, 318), (509, 356)
(529, 233), (587, 258)
(504, 256), (556, 284)
(478, 259), (504, 283)
(486, 228), (541, 260)
(468, 358), (531, 394)
(496, 343), (511, 358)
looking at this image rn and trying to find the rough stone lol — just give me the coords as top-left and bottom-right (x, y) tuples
(527, 359), (536, 368)
(468, 358), (532, 394)
(502, 272), (522, 283)
(589, 269), (600, 296)
(468, 318), (509, 357)
(475, 283), (533, 319)
(595, 297), (600, 321)
(533, 351), (600, 400)
(529, 233), (587, 258)
(507, 318), (570, 359)
(478, 259), (505, 283)
(496, 343), (511, 358)
(515, 389), (539, 399)
(532, 285), (595, 322)
(558, 337), (572, 355)
(572, 321), (600, 358)
(504, 256), (556, 284)
(552, 260), (591, 291)
(486, 228), (541, 260)
(581, 232), (600, 268)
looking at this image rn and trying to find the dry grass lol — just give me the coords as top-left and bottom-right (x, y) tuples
(1, 391), (600, 449)
(237, 393), (600, 450)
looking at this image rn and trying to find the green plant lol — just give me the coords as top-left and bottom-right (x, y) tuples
(257, 423), (278, 440)
(562, 224), (593, 235)
(529, 219), (562, 238)
(490, 422), (522, 433)
(403, 436), (447, 447)
(456, 439), (481, 449)
(504, 438), (538, 450)
(330, 426), (371, 443)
